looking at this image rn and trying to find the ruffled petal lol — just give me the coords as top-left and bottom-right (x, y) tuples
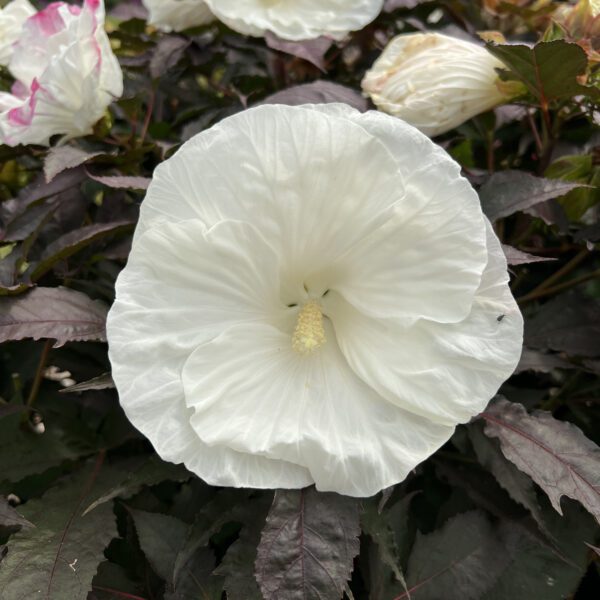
(204, 0), (383, 41)
(329, 219), (523, 425)
(137, 105), (406, 298)
(108, 219), (285, 353)
(108, 327), (312, 490)
(182, 321), (455, 497)
(0, 0), (36, 66)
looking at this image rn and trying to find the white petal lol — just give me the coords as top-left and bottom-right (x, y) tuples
(182, 321), (455, 497)
(329, 219), (523, 425)
(324, 160), (487, 323)
(137, 105), (406, 298)
(142, 0), (214, 33)
(109, 327), (312, 490)
(108, 219), (285, 353)
(204, 0), (384, 41)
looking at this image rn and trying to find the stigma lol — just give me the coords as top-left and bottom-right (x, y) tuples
(292, 300), (326, 355)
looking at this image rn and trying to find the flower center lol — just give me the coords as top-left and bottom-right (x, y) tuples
(292, 300), (326, 355)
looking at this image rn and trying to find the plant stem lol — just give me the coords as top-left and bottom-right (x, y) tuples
(518, 268), (600, 304)
(25, 340), (51, 408)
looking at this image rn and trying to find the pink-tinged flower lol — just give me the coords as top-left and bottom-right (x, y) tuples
(0, 0), (123, 147)
(142, 0), (214, 33)
(0, 0), (35, 66)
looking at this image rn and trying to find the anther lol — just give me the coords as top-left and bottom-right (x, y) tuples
(292, 300), (326, 355)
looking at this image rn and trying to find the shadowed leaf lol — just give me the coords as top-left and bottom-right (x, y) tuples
(515, 348), (574, 374)
(502, 245), (557, 265)
(261, 81), (368, 111)
(44, 146), (103, 183)
(400, 511), (507, 599)
(61, 372), (115, 394)
(150, 36), (191, 79)
(0, 497), (33, 531)
(481, 397), (600, 523)
(29, 220), (134, 281)
(0, 287), (108, 347)
(255, 487), (360, 600)
(480, 171), (585, 222)
(0, 455), (117, 600)
(525, 292), (600, 357)
(265, 32), (333, 71)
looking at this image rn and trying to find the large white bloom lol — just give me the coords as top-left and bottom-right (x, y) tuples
(362, 32), (512, 137)
(107, 104), (523, 497)
(142, 0), (214, 33)
(0, 0), (123, 147)
(0, 0), (35, 65)
(202, 0), (384, 41)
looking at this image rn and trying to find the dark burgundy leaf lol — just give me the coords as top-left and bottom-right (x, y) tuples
(1, 199), (60, 243)
(479, 170), (585, 222)
(261, 81), (368, 111)
(150, 36), (191, 79)
(29, 220), (134, 281)
(515, 348), (574, 374)
(502, 244), (557, 265)
(481, 397), (600, 524)
(525, 292), (600, 357)
(0, 286), (108, 347)
(0, 167), (86, 230)
(0, 403), (31, 420)
(265, 32), (333, 72)
(469, 424), (547, 534)
(60, 372), (115, 394)
(86, 172), (151, 190)
(0, 497), (33, 531)
(44, 146), (104, 183)
(255, 487), (360, 600)
(401, 511), (508, 599)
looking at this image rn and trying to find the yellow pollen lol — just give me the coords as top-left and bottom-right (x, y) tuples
(292, 301), (326, 355)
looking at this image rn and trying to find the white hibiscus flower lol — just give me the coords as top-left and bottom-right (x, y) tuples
(0, 0), (123, 147)
(362, 32), (515, 137)
(0, 0), (35, 66)
(142, 0), (214, 33)
(202, 0), (384, 41)
(107, 104), (523, 497)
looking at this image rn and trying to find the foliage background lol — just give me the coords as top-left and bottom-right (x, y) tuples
(0, 0), (599, 598)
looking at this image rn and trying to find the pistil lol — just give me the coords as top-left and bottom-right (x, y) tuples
(292, 300), (326, 355)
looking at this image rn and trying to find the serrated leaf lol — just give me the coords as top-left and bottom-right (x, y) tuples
(487, 40), (599, 101)
(502, 245), (556, 265)
(130, 509), (188, 582)
(0, 287), (108, 347)
(515, 348), (574, 374)
(216, 494), (272, 600)
(131, 508), (222, 600)
(0, 413), (79, 483)
(479, 170), (585, 222)
(481, 397), (600, 523)
(86, 173), (151, 190)
(29, 220), (134, 282)
(0, 497), (33, 531)
(525, 292), (600, 357)
(486, 503), (596, 600)
(83, 456), (190, 515)
(0, 456), (118, 600)
(44, 147), (103, 183)
(261, 81), (368, 111)
(401, 511), (508, 600)
(265, 32), (332, 71)
(60, 372), (115, 394)
(469, 424), (547, 534)
(255, 487), (360, 600)
(150, 36), (191, 79)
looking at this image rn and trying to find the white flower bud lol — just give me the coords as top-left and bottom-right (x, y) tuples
(362, 32), (512, 137)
